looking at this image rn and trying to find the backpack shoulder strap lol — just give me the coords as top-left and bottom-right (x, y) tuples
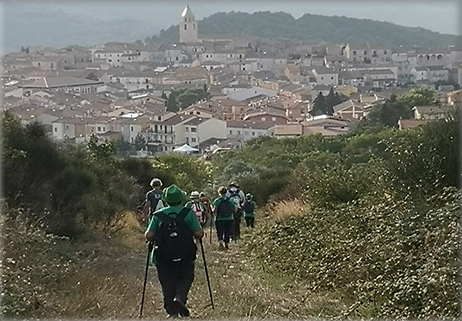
(176, 207), (191, 222)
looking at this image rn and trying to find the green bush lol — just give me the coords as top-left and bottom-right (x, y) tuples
(248, 189), (460, 318)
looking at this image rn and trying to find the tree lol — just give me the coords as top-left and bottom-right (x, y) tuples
(310, 92), (328, 116)
(86, 72), (99, 81)
(134, 134), (146, 151)
(167, 91), (178, 112)
(134, 39), (144, 46)
(324, 88), (340, 115)
(397, 88), (436, 109)
(362, 95), (410, 128)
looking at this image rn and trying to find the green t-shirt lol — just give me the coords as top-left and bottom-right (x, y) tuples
(146, 205), (202, 263)
(243, 201), (257, 218)
(212, 196), (235, 221)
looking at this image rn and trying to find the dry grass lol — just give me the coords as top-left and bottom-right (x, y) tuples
(263, 198), (309, 223)
(3, 210), (346, 319)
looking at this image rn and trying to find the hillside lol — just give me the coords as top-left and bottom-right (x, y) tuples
(150, 11), (460, 48)
(2, 89), (460, 319)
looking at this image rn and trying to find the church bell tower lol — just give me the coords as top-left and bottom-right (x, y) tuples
(179, 5), (198, 43)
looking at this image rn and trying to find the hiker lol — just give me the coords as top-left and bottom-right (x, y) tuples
(138, 178), (165, 223)
(199, 192), (213, 227)
(185, 191), (207, 228)
(242, 193), (256, 228)
(226, 182), (245, 240)
(145, 184), (204, 318)
(212, 186), (236, 249)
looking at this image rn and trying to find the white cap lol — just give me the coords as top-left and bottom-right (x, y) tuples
(190, 191), (200, 198)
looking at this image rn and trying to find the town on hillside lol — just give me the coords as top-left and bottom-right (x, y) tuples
(2, 5), (461, 157)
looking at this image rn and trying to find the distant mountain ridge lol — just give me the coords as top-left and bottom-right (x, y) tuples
(149, 11), (460, 48)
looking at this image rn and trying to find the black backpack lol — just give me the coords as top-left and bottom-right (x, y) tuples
(154, 208), (197, 265)
(242, 200), (255, 213)
(217, 198), (233, 217)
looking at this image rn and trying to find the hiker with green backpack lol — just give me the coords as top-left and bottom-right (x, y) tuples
(212, 186), (237, 250)
(242, 193), (256, 228)
(145, 184), (204, 318)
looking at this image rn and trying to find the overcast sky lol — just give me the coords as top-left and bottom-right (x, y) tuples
(1, 1), (460, 54)
(3, 1), (460, 35)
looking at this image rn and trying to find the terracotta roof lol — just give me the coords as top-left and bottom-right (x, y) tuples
(162, 114), (194, 126)
(226, 120), (275, 130)
(274, 124), (303, 136)
(20, 76), (103, 88)
(398, 119), (429, 130)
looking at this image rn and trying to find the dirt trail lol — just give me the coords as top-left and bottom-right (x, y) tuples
(130, 227), (339, 319)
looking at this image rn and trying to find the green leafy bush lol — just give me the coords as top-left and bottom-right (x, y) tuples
(248, 189), (460, 318)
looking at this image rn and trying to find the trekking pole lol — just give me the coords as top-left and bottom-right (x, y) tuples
(199, 238), (214, 309)
(209, 215), (213, 245)
(139, 242), (153, 318)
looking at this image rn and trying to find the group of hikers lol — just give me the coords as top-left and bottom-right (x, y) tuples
(139, 178), (257, 318)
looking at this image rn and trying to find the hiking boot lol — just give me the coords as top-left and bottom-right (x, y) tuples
(167, 313), (179, 319)
(219, 241), (224, 249)
(225, 243), (229, 250)
(173, 298), (190, 317)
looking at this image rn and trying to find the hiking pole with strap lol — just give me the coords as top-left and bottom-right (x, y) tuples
(139, 241), (153, 318)
(199, 238), (214, 309)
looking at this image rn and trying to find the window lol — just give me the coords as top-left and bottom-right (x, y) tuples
(186, 127), (189, 132)
(98, 126), (101, 131)
(186, 137), (189, 143)
(103, 127), (106, 132)
(191, 127), (197, 132)
(252, 131), (255, 136)
(157, 116), (162, 121)
(191, 137), (197, 143)
(184, 24), (187, 30)
(384, 50), (387, 54)
(160, 125), (163, 130)
(353, 51), (356, 55)
(54, 127), (57, 132)
(229, 130), (233, 134)
(131, 126), (134, 132)
(237, 130), (241, 135)
(331, 76), (334, 80)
